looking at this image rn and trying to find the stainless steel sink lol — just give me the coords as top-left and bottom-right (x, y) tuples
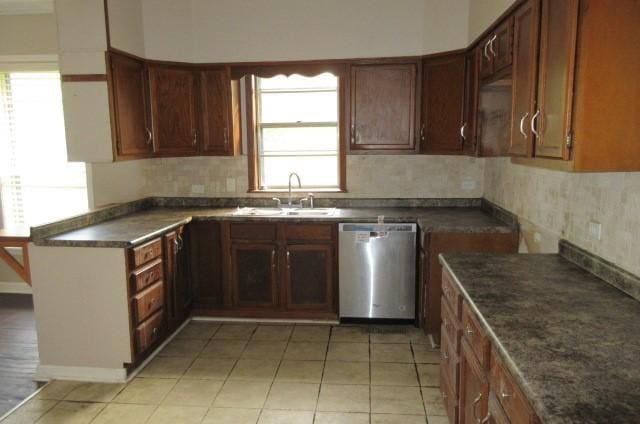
(281, 208), (336, 216)
(230, 207), (336, 217)
(230, 207), (283, 216)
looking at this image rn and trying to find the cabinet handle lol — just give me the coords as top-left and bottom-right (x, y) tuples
(466, 325), (474, 336)
(145, 128), (153, 145)
(483, 41), (490, 60)
(481, 413), (491, 424)
(271, 250), (276, 269)
(420, 124), (425, 142)
(192, 129), (198, 145)
(350, 124), (355, 144)
(460, 122), (467, 145)
(519, 112), (529, 138)
(489, 34), (497, 57)
(152, 327), (158, 336)
(443, 349), (449, 360)
(500, 390), (511, 400)
(530, 109), (541, 137)
(286, 250), (291, 269)
(224, 127), (229, 145)
(472, 392), (483, 423)
(441, 391), (447, 400)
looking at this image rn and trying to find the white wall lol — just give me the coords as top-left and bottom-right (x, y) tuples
(0, 14), (58, 56)
(468, 0), (516, 43)
(87, 161), (147, 207)
(106, 0), (145, 57)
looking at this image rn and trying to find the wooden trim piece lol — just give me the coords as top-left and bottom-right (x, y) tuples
(61, 74), (108, 82)
(103, 0), (111, 49)
(0, 242), (31, 285)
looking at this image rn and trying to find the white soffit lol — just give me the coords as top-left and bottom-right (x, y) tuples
(0, 0), (54, 15)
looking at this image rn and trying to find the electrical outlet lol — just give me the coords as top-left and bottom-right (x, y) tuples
(533, 232), (542, 243)
(588, 221), (602, 240)
(226, 178), (236, 192)
(461, 177), (476, 191)
(191, 184), (205, 194)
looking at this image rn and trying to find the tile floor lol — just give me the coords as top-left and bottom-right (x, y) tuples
(0, 321), (447, 424)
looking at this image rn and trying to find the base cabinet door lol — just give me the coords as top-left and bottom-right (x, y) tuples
(231, 243), (278, 309)
(485, 392), (511, 424)
(284, 244), (334, 312)
(189, 221), (224, 308)
(163, 226), (191, 332)
(459, 339), (489, 424)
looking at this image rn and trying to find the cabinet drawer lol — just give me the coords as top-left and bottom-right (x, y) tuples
(131, 259), (164, 293)
(135, 309), (163, 355)
(133, 281), (164, 324)
(442, 268), (462, 317)
(490, 351), (536, 424)
(440, 367), (459, 424)
(440, 328), (459, 396)
(229, 223), (277, 240)
(441, 296), (461, 354)
(284, 223), (334, 241)
(462, 301), (491, 369)
(132, 238), (162, 267)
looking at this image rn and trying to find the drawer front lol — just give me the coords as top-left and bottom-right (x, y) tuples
(440, 328), (459, 396)
(132, 238), (162, 267)
(229, 223), (277, 240)
(135, 309), (164, 355)
(284, 223), (334, 241)
(440, 367), (459, 424)
(441, 296), (461, 354)
(490, 353), (535, 424)
(133, 281), (164, 324)
(462, 301), (490, 369)
(131, 259), (164, 293)
(442, 268), (462, 317)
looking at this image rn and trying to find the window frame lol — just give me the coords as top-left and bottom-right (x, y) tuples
(245, 69), (347, 193)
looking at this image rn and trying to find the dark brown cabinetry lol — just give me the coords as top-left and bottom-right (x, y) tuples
(480, 17), (514, 81)
(284, 243), (334, 311)
(231, 243), (279, 309)
(349, 62), (417, 151)
(163, 226), (192, 333)
(461, 50), (480, 155)
(108, 53), (152, 158)
(420, 52), (466, 154)
(459, 339), (489, 424)
(188, 220), (224, 308)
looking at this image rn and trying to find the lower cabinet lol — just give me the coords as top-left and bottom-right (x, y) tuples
(230, 243), (279, 309)
(163, 226), (192, 333)
(459, 339), (489, 424)
(284, 244), (334, 311)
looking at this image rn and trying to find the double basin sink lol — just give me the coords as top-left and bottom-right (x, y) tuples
(230, 207), (337, 217)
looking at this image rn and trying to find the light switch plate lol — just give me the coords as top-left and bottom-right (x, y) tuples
(588, 221), (602, 240)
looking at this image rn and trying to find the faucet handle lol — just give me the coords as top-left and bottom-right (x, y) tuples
(272, 197), (282, 208)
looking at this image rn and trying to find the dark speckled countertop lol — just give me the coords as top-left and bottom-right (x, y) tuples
(36, 206), (516, 248)
(440, 253), (640, 424)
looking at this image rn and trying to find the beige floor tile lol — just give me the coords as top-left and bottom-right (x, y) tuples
(371, 413), (427, 423)
(158, 337), (207, 358)
(407, 329), (430, 345)
(371, 363), (419, 386)
(36, 401), (105, 424)
(242, 340), (287, 359)
(417, 364), (439, 387)
(0, 399), (58, 424)
(370, 343), (414, 363)
(257, 409), (314, 424)
(370, 386), (424, 414)
(64, 382), (125, 403)
(162, 379), (222, 406)
(202, 407), (261, 424)
(252, 325), (293, 341)
(183, 357), (236, 379)
(330, 326), (369, 343)
(326, 342), (369, 362)
(176, 321), (221, 339)
(213, 380), (271, 408)
(322, 361), (370, 385)
(138, 356), (193, 378)
(283, 341), (327, 361)
(426, 416), (449, 424)
(369, 332), (412, 344)
(36, 380), (83, 400)
(146, 405), (207, 424)
(200, 339), (247, 358)
(422, 387), (447, 416)
(275, 360), (324, 383)
(113, 378), (177, 405)
(228, 359), (280, 381)
(412, 344), (440, 364)
(264, 382), (319, 411)
(313, 411), (370, 424)
(316, 384), (370, 413)
(91, 403), (156, 424)
(290, 325), (330, 342)
(214, 323), (257, 340)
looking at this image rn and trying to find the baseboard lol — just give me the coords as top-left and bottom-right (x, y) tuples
(0, 281), (32, 294)
(34, 365), (128, 383)
(191, 316), (339, 325)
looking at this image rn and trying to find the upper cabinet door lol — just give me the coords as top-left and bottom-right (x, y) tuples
(462, 50), (480, 155)
(509, 0), (540, 157)
(148, 66), (198, 155)
(109, 52), (152, 158)
(420, 52), (466, 154)
(534, 0), (578, 159)
(492, 17), (514, 74)
(199, 68), (234, 155)
(350, 63), (417, 151)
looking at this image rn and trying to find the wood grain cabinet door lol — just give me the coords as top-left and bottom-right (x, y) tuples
(199, 68), (233, 155)
(231, 243), (279, 309)
(462, 50), (480, 155)
(484, 392), (511, 424)
(350, 63), (417, 151)
(479, 37), (494, 80)
(108, 52), (152, 157)
(420, 52), (466, 154)
(148, 66), (198, 155)
(163, 226), (190, 332)
(459, 339), (489, 424)
(492, 17), (515, 74)
(284, 244), (334, 312)
(509, 0), (540, 157)
(188, 221), (224, 308)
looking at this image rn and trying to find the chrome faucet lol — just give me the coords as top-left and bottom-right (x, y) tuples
(288, 172), (302, 206)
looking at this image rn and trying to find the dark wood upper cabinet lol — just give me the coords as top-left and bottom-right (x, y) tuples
(420, 52), (466, 154)
(284, 244), (334, 312)
(108, 52), (152, 158)
(148, 65), (198, 156)
(231, 243), (279, 309)
(479, 17), (514, 81)
(350, 63), (417, 151)
(462, 50), (480, 155)
(509, 0), (540, 157)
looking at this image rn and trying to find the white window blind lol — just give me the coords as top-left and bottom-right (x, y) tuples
(255, 73), (340, 190)
(0, 72), (88, 228)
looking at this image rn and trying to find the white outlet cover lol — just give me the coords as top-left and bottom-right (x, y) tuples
(226, 178), (236, 192)
(533, 232), (542, 243)
(588, 221), (602, 240)
(461, 177), (476, 191)
(191, 184), (205, 194)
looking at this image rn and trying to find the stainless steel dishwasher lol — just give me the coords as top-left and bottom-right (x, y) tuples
(339, 223), (417, 319)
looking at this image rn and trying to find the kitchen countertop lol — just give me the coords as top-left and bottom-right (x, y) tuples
(35, 206), (516, 248)
(439, 253), (640, 424)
